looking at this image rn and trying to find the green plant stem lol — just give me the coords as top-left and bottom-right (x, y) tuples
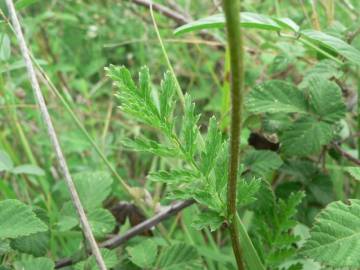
(358, 67), (360, 161)
(149, 1), (185, 109)
(222, 0), (245, 269)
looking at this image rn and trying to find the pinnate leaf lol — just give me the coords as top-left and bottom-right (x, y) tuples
(192, 210), (224, 232)
(121, 137), (179, 158)
(149, 169), (199, 184)
(201, 116), (222, 176)
(237, 178), (262, 207)
(159, 71), (176, 122)
(181, 94), (200, 160)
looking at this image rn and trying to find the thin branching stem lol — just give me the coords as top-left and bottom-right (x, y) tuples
(149, 1), (186, 109)
(4, 1), (107, 269)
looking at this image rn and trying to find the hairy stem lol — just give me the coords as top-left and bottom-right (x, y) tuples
(222, 0), (245, 269)
(4, 1), (107, 269)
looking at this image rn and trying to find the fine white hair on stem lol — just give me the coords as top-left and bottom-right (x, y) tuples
(4, 0), (107, 269)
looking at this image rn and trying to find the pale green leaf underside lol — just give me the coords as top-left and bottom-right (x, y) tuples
(175, 12), (282, 35)
(0, 199), (47, 239)
(0, 150), (13, 172)
(303, 199), (360, 267)
(12, 164), (45, 176)
(301, 30), (360, 66)
(175, 14), (360, 66)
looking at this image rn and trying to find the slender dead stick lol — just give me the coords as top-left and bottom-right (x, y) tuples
(132, 0), (189, 25)
(332, 143), (360, 166)
(55, 199), (195, 268)
(4, 1), (107, 269)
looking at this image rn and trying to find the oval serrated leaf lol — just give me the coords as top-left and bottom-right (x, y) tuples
(158, 243), (200, 269)
(306, 76), (346, 124)
(17, 257), (54, 270)
(302, 199), (360, 267)
(127, 239), (158, 268)
(88, 209), (116, 238)
(246, 80), (308, 114)
(280, 116), (333, 156)
(0, 200), (47, 239)
(73, 171), (113, 210)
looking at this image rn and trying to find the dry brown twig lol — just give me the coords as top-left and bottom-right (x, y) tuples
(55, 199), (195, 268)
(4, 0), (107, 269)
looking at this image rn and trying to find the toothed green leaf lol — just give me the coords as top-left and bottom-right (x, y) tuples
(302, 199), (360, 267)
(121, 137), (179, 157)
(243, 150), (283, 176)
(158, 243), (200, 269)
(0, 200), (47, 239)
(280, 116), (333, 156)
(127, 239), (158, 268)
(149, 169), (199, 184)
(306, 76), (346, 124)
(73, 171), (113, 210)
(88, 209), (116, 238)
(247, 80), (308, 114)
(182, 94), (200, 160)
(201, 116), (222, 176)
(192, 210), (224, 232)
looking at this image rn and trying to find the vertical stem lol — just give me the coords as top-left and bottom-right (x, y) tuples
(4, 1), (107, 269)
(325, 0), (334, 25)
(311, 0), (321, 30)
(149, 1), (186, 109)
(222, 0), (244, 269)
(358, 68), (360, 160)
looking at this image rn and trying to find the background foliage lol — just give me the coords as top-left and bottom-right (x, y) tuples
(1, 0), (360, 269)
